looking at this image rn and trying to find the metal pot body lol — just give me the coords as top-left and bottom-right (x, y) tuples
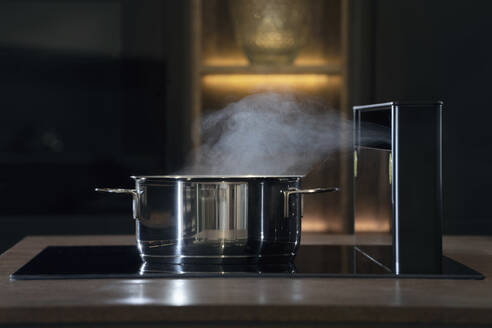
(97, 176), (337, 265)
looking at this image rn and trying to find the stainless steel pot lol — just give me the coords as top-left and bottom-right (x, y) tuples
(96, 175), (337, 264)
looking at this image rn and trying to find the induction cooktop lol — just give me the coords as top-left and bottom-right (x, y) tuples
(10, 245), (483, 280)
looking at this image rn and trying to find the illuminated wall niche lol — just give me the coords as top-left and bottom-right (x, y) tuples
(190, 0), (353, 233)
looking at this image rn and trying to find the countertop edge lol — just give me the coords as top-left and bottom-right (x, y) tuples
(1, 305), (492, 325)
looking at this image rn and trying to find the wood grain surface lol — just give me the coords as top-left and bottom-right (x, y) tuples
(0, 234), (491, 327)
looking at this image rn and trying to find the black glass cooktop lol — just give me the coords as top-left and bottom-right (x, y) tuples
(10, 245), (483, 280)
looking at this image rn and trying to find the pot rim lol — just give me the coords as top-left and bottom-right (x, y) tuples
(131, 175), (304, 181)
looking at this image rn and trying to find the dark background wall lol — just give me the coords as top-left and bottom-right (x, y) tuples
(0, 0), (190, 253)
(0, 0), (491, 253)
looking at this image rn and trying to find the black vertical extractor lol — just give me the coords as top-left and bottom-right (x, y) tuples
(353, 101), (443, 274)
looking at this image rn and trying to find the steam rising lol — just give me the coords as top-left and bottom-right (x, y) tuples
(182, 92), (379, 175)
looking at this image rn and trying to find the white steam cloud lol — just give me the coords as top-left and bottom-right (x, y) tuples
(182, 92), (381, 175)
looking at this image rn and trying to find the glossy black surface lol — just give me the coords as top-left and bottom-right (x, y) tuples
(11, 245), (483, 280)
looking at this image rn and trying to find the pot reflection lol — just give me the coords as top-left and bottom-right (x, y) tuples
(139, 261), (296, 275)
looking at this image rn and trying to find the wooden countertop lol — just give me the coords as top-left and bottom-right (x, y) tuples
(1, 234), (492, 327)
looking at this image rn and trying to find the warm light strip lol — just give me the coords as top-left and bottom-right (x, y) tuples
(203, 56), (336, 67)
(294, 57), (334, 66)
(302, 216), (343, 233)
(302, 218), (391, 233)
(354, 217), (391, 233)
(202, 74), (340, 92)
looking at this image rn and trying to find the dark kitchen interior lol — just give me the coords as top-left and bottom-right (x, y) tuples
(1, 0), (492, 256)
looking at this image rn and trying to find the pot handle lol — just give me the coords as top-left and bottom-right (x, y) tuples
(95, 188), (137, 197)
(283, 187), (339, 218)
(95, 188), (139, 219)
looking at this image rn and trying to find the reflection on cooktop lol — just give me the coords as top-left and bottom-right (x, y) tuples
(10, 245), (483, 280)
